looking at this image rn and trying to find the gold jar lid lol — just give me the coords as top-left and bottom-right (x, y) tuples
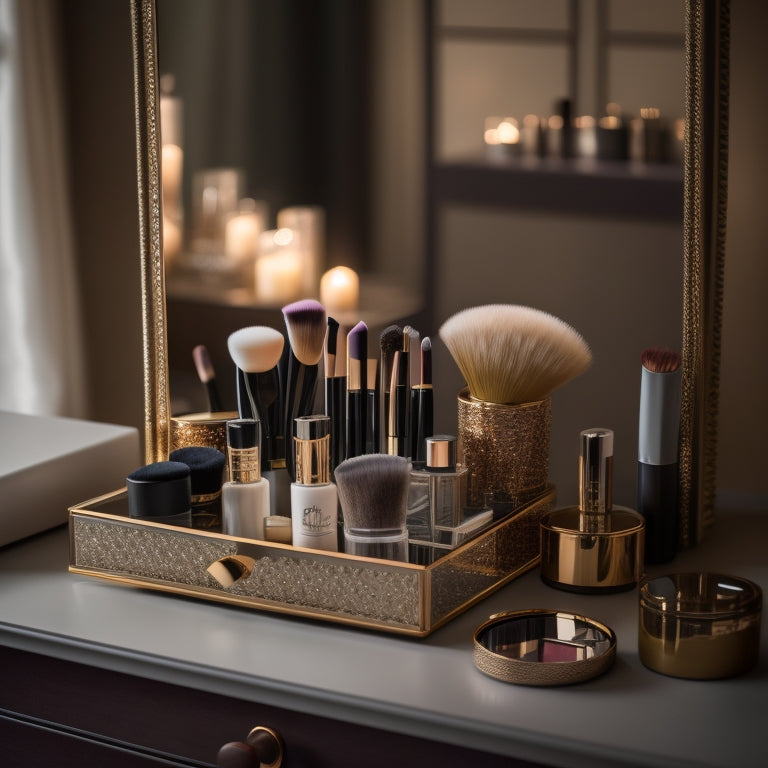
(639, 573), (762, 679)
(473, 609), (616, 686)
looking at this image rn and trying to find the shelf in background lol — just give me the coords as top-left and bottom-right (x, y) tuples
(431, 157), (683, 220)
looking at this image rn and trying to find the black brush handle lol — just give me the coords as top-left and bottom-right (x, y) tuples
(236, 366), (255, 420)
(345, 390), (364, 459)
(365, 383), (379, 455)
(325, 376), (346, 474)
(284, 354), (320, 481)
(637, 461), (678, 564)
(412, 387), (434, 465)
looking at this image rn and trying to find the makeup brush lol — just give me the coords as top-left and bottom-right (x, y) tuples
(227, 326), (285, 469)
(334, 453), (411, 561)
(387, 349), (409, 457)
(282, 299), (328, 481)
(379, 324), (402, 452)
(411, 336), (434, 464)
(438, 304), (592, 404)
(192, 344), (222, 412)
(637, 346), (681, 564)
(324, 316), (346, 472)
(345, 321), (368, 459)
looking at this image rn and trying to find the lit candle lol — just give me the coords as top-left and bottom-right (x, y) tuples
(484, 116), (520, 159)
(255, 228), (303, 304)
(162, 215), (182, 266)
(320, 266), (359, 312)
(277, 206), (325, 296)
(225, 200), (266, 262)
(573, 116), (597, 159)
(161, 143), (183, 219)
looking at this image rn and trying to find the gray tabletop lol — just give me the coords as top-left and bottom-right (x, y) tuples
(0, 505), (766, 768)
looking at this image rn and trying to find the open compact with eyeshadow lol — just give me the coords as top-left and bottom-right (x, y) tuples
(67, 1), (761, 690)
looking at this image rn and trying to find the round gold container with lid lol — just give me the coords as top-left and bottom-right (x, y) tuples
(639, 573), (762, 679)
(170, 411), (238, 454)
(540, 506), (645, 592)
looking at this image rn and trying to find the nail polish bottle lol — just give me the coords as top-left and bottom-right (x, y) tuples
(290, 415), (338, 551)
(222, 419), (271, 540)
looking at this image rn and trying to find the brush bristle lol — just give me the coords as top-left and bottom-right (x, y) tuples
(334, 454), (410, 531)
(227, 326), (285, 373)
(326, 316), (340, 356)
(438, 304), (592, 404)
(192, 345), (215, 383)
(420, 336), (432, 386)
(282, 299), (327, 365)
(641, 347), (681, 373)
(380, 325), (402, 356)
(347, 321), (368, 360)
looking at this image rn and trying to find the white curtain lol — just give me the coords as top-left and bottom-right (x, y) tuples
(0, 0), (86, 417)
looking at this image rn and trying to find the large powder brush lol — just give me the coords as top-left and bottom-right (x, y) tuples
(439, 304), (592, 404)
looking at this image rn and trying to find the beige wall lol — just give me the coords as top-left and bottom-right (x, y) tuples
(717, 0), (768, 499)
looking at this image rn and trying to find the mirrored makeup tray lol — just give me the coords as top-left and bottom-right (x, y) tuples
(69, 487), (554, 637)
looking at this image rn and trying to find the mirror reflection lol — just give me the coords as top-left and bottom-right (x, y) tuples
(156, 0), (686, 504)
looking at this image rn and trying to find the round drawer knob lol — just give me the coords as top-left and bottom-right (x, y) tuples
(217, 726), (284, 768)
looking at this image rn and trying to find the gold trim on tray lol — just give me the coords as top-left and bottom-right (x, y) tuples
(69, 487), (554, 637)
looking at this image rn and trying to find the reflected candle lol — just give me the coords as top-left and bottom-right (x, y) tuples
(256, 228), (302, 304)
(320, 266), (359, 312)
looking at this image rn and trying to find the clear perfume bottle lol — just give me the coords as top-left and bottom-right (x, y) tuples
(290, 415), (338, 551)
(407, 435), (492, 553)
(221, 419), (271, 540)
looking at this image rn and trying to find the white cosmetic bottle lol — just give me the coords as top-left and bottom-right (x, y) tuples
(222, 419), (270, 540)
(290, 415), (338, 551)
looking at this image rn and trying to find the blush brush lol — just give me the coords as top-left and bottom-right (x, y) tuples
(637, 346), (682, 564)
(439, 304), (592, 404)
(282, 299), (327, 481)
(227, 326), (285, 470)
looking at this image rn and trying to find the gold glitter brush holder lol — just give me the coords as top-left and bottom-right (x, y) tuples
(457, 388), (551, 514)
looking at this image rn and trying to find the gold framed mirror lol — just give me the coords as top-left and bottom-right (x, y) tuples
(130, 0), (729, 546)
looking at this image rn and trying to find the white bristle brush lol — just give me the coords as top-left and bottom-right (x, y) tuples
(227, 326), (285, 466)
(282, 299), (328, 479)
(439, 304), (592, 404)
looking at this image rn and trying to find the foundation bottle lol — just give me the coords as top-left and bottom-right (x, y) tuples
(222, 419), (270, 540)
(290, 415), (339, 551)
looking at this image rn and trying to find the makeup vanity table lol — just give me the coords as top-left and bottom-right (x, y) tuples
(0, 501), (765, 767)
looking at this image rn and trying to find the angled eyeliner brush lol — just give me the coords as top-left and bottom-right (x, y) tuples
(379, 325), (402, 452)
(282, 299), (327, 481)
(346, 321), (368, 459)
(193, 344), (222, 413)
(412, 336), (434, 464)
